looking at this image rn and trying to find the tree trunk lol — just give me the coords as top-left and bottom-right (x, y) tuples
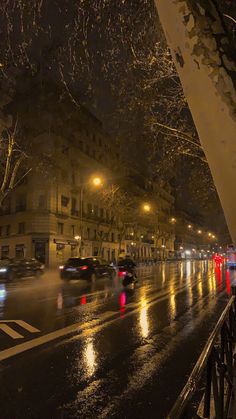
(154, 0), (236, 243)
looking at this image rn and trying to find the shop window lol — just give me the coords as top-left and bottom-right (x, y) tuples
(18, 222), (25, 234)
(71, 245), (77, 257)
(1, 245), (9, 259)
(15, 244), (25, 258)
(61, 196), (69, 207)
(57, 223), (64, 235)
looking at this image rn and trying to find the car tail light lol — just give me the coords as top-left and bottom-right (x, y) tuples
(80, 265), (88, 270)
(118, 271), (127, 277)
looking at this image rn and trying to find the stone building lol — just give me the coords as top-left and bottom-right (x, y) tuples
(0, 102), (175, 267)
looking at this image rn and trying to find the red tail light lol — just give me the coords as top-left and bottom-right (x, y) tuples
(80, 265), (88, 270)
(119, 271), (127, 277)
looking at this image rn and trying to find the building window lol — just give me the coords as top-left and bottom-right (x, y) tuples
(100, 208), (104, 219)
(61, 196), (69, 207)
(94, 230), (97, 240)
(72, 173), (76, 185)
(38, 195), (46, 209)
(94, 205), (98, 217)
(0, 227), (2, 236)
(6, 225), (10, 236)
(16, 194), (26, 212)
(86, 145), (90, 155)
(57, 223), (64, 235)
(71, 225), (75, 237)
(87, 203), (92, 216)
(1, 245), (9, 259)
(111, 232), (114, 242)
(71, 197), (78, 216)
(15, 244), (25, 258)
(18, 223), (25, 234)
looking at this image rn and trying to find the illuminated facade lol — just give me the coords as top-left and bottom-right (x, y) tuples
(0, 106), (175, 266)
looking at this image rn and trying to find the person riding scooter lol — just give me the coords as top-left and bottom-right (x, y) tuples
(118, 255), (137, 286)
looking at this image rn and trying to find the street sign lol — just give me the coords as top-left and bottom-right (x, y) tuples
(0, 320), (40, 339)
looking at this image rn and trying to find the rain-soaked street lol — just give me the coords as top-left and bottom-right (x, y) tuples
(0, 260), (235, 419)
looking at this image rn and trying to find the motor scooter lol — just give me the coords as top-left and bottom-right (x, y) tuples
(118, 266), (137, 288)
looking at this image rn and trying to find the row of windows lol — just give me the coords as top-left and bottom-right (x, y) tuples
(1, 244), (25, 259)
(0, 223), (25, 236)
(57, 223), (117, 242)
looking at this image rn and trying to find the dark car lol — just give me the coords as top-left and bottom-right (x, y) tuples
(59, 257), (116, 281)
(0, 258), (44, 281)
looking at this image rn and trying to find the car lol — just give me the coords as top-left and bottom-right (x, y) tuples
(0, 258), (44, 281)
(59, 257), (116, 281)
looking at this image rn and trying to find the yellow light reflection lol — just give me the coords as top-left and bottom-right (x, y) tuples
(198, 279), (203, 298)
(186, 260), (191, 278)
(169, 284), (176, 321)
(162, 264), (166, 287)
(83, 337), (97, 376)
(139, 298), (149, 338)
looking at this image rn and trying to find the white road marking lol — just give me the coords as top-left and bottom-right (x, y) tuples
(0, 324), (24, 339)
(0, 320), (40, 333)
(0, 274), (215, 361)
(0, 311), (116, 361)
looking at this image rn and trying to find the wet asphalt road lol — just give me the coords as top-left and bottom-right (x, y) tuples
(0, 260), (235, 419)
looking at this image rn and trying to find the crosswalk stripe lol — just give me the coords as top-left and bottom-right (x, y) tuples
(0, 324), (24, 339)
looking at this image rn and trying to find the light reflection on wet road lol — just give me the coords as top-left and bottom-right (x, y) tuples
(0, 260), (235, 418)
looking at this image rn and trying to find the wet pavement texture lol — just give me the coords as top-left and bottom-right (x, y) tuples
(0, 260), (235, 419)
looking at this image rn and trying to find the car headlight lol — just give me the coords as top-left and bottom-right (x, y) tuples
(59, 265), (64, 270)
(0, 268), (7, 273)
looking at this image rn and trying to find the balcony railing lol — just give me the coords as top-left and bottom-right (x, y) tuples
(168, 288), (236, 419)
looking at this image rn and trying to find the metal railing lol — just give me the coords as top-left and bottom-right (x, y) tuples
(168, 287), (236, 419)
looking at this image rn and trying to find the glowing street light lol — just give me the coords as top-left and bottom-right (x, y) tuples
(92, 176), (102, 187)
(198, 230), (202, 234)
(170, 217), (176, 223)
(143, 203), (151, 212)
(188, 224), (192, 229)
(212, 235), (216, 239)
(208, 232), (212, 237)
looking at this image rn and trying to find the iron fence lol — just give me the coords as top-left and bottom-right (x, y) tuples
(168, 288), (236, 419)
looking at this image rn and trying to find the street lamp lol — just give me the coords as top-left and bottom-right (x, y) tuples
(187, 224), (192, 229)
(143, 203), (151, 212)
(92, 177), (102, 187)
(79, 175), (104, 256)
(197, 230), (202, 234)
(170, 217), (176, 224)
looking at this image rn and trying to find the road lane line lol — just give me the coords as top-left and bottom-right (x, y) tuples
(0, 324), (24, 339)
(0, 273), (216, 361)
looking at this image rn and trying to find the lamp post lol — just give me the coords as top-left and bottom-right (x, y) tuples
(79, 175), (103, 256)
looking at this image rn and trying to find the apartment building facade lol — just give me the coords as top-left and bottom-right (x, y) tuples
(0, 105), (175, 267)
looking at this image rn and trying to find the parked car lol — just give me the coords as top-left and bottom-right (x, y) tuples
(59, 257), (116, 281)
(0, 258), (45, 281)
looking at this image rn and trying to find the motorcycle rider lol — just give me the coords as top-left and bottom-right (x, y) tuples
(118, 254), (137, 281)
